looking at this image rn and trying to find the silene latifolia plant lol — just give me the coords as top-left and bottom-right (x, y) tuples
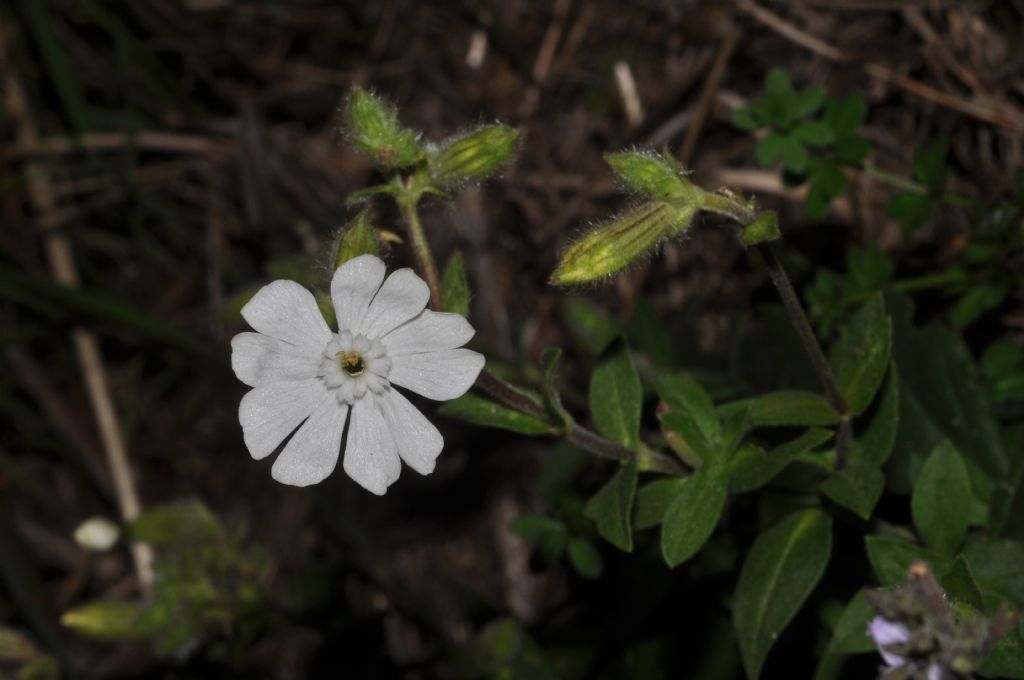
(61, 85), (1021, 677)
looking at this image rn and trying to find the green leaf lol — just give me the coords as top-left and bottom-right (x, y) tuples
(805, 161), (847, 218)
(780, 136), (810, 174)
(655, 374), (721, 445)
(540, 347), (572, 426)
(793, 85), (827, 119)
(846, 245), (894, 296)
(660, 411), (714, 465)
(831, 134), (871, 165)
(584, 458), (639, 552)
(891, 300), (1009, 487)
(864, 535), (948, 586)
(911, 440), (972, 554)
(978, 628), (1024, 678)
(756, 132), (787, 167)
(981, 339), (1023, 380)
(438, 393), (554, 435)
(567, 537), (603, 579)
(950, 281), (1009, 328)
(940, 556), (985, 611)
(823, 95), (866, 136)
(830, 294), (892, 416)
(635, 477), (688, 530)
(733, 510), (833, 679)
(724, 390), (840, 427)
(661, 457), (729, 567)
(820, 463), (885, 520)
(440, 251), (470, 316)
(731, 106), (760, 131)
(961, 536), (1024, 604)
(126, 499), (221, 545)
(793, 121), (834, 148)
(730, 428), (834, 494)
(508, 515), (566, 540)
(825, 590), (877, 655)
(562, 296), (621, 355)
(627, 299), (678, 368)
(887, 191), (932, 233)
(849, 365), (899, 467)
(589, 344), (643, 449)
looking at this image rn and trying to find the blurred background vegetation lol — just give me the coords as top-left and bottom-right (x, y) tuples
(1, 1), (1022, 678)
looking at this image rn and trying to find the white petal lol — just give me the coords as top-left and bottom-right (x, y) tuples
(358, 268), (429, 338)
(239, 378), (327, 460)
(389, 348), (485, 401)
(376, 389), (443, 475)
(231, 332), (322, 387)
(381, 310), (475, 357)
(343, 395), (401, 495)
(271, 393), (348, 487)
(241, 280), (331, 349)
(331, 254), (385, 333)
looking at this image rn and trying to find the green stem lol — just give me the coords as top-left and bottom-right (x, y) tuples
(843, 269), (971, 306)
(704, 190), (852, 465)
(397, 198), (443, 309)
(756, 242), (852, 467)
(863, 163), (972, 209)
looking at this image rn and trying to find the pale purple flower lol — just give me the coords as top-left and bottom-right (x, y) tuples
(231, 255), (484, 494)
(868, 615), (910, 668)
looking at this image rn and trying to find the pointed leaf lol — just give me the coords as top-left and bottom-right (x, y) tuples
(661, 457), (729, 567)
(635, 477), (688, 530)
(825, 590), (876, 655)
(864, 535), (948, 586)
(940, 556), (985, 611)
(438, 394), (554, 435)
(734, 510), (833, 679)
(912, 440), (971, 555)
(820, 463), (884, 520)
(730, 427), (834, 493)
(830, 294), (892, 416)
(656, 374), (721, 445)
(584, 458), (639, 552)
(441, 251), (470, 316)
(589, 344), (642, 449)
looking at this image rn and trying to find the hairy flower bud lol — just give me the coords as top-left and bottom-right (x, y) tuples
(605, 151), (704, 204)
(334, 209), (381, 267)
(344, 86), (423, 170)
(741, 211), (781, 246)
(428, 126), (520, 189)
(551, 202), (696, 285)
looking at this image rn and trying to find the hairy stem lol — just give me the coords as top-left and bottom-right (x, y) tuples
(863, 163), (972, 208)
(757, 242), (852, 467)
(397, 198), (442, 309)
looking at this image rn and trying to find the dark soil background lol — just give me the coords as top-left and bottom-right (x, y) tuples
(2, 1), (1022, 678)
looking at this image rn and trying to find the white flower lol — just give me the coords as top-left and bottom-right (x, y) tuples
(231, 254), (484, 494)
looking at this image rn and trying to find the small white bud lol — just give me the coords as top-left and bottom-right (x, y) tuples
(73, 517), (121, 552)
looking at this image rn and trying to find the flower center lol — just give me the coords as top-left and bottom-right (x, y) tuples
(338, 350), (366, 376)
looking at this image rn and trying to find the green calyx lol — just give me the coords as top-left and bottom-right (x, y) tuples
(550, 202), (697, 286)
(344, 86), (424, 170)
(605, 151), (705, 206)
(428, 126), (520, 189)
(333, 209), (381, 267)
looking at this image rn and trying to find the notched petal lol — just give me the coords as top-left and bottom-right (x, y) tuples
(359, 268), (430, 338)
(381, 310), (475, 357)
(331, 254), (386, 333)
(242, 280), (332, 349)
(389, 348), (485, 401)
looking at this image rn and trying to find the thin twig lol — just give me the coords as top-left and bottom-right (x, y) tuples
(2, 24), (154, 594)
(737, 0), (1024, 133)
